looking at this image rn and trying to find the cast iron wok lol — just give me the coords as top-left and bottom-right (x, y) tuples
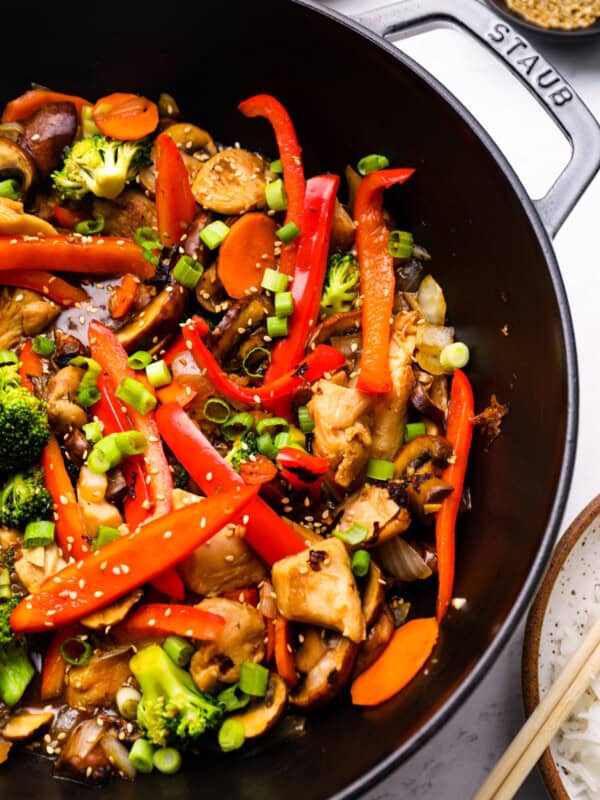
(2, 1), (600, 798)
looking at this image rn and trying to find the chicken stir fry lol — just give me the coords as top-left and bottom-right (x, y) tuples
(0, 85), (497, 784)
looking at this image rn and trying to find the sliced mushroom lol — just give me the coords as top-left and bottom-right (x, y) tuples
(0, 738), (11, 765)
(21, 102), (77, 179)
(0, 197), (57, 237)
(183, 211), (213, 266)
(2, 711), (54, 741)
(291, 632), (357, 709)
(194, 262), (231, 314)
(53, 331), (88, 369)
(192, 149), (268, 215)
(207, 294), (273, 366)
(63, 428), (91, 468)
(362, 561), (385, 628)
(81, 589), (143, 630)
(393, 435), (453, 478)
(308, 310), (361, 349)
(116, 281), (189, 353)
(410, 378), (447, 427)
(229, 673), (288, 738)
(330, 199), (355, 253)
(92, 188), (157, 240)
(352, 604), (395, 678)
(336, 484), (411, 547)
(403, 465), (453, 521)
(65, 649), (133, 711)
(46, 365), (87, 433)
(0, 137), (36, 194)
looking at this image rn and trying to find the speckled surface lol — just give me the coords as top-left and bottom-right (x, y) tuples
(317, 1), (600, 797)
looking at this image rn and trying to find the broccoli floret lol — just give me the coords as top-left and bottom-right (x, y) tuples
(0, 467), (53, 530)
(320, 253), (360, 317)
(0, 598), (34, 707)
(172, 463), (189, 491)
(225, 431), (258, 472)
(130, 644), (223, 747)
(0, 365), (49, 475)
(51, 134), (151, 201)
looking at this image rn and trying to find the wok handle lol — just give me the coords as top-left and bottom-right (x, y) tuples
(356, 0), (600, 238)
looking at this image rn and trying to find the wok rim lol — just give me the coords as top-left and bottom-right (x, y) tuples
(290, 1), (579, 798)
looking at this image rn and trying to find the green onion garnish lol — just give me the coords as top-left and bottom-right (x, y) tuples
(146, 359), (172, 389)
(357, 153), (390, 176)
(134, 226), (161, 248)
(256, 432), (277, 459)
(23, 520), (55, 548)
(242, 346), (271, 378)
(0, 179), (20, 200)
(261, 267), (289, 294)
(115, 376), (157, 415)
(163, 635), (195, 667)
(127, 350), (153, 370)
(74, 216), (104, 235)
(173, 254), (204, 289)
(404, 422), (426, 443)
(265, 178), (288, 211)
(222, 412), (254, 442)
(87, 431), (147, 474)
(334, 522), (369, 546)
(60, 636), (92, 666)
(92, 525), (122, 550)
(273, 431), (291, 451)
(200, 220), (230, 250)
(116, 686), (141, 721)
(266, 316), (288, 338)
(440, 342), (470, 371)
(351, 549), (371, 577)
(239, 662), (269, 697)
(129, 738), (154, 774)
(218, 719), (246, 752)
(114, 430), (148, 456)
(297, 406), (314, 434)
(256, 417), (289, 436)
(82, 420), (103, 444)
(32, 335), (55, 357)
(276, 222), (301, 243)
(270, 159), (283, 173)
(153, 747), (182, 775)
(274, 291), (294, 318)
(203, 397), (231, 424)
(388, 230), (413, 260)
(217, 683), (251, 712)
(0, 351), (18, 365)
(366, 458), (395, 481)
(70, 356), (102, 408)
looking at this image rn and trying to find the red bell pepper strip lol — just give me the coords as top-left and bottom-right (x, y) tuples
(155, 403), (306, 564)
(156, 380), (197, 408)
(2, 89), (91, 122)
(0, 236), (154, 280)
(149, 570), (185, 601)
(113, 603), (224, 642)
(354, 168), (415, 394)
(274, 617), (298, 688)
(239, 455), (278, 486)
(10, 485), (257, 634)
(155, 132), (197, 247)
(238, 94), (305, 276)
(42, 435), (90, 560)
(108, 274), (139, 319)
(17, 340), (43, 392)
(221, 587), (259, 606)
(1, 270), (89, 308)
(40, 624), (82, 701)
(53, 205), (87, 229)
(276, 447), (329, 499)
(435, 368), (474, 622)
(182, 319), (345, 407)
(266, 174), (339, 382)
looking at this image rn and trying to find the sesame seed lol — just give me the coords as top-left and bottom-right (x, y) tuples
(206, 472), (213, 481)
(93, 590), (104, 598)
(185, 629), (193, 637)
(200, 517), (206, 528)
(148, 619), (156, 626)
(242, 514), (250, 525)
(163, 530), (173, 539)
(121, 564), (130, 574)
(112, 566), (121, 575)
(164, 607), (172, 617)
(79, 579), (86, 589)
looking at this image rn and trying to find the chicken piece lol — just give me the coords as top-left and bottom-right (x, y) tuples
(14, 544), (67, 593)
(0, 197), (57, 237)
(337, 484), (411, 546)
(46, 366), (87, 433)
(81, 589), (143, 630)
(190, 598), (265, 692)
(272, 537), (365, 644)
(0, 288), (60, 351)
(370, 311), (420, 460)
(79, 496), (123, 538)
(308, 379), (372, 488)
(93, 189), (157, 240)
(65, 649), (132, 710)
(192, 149), (268, 215)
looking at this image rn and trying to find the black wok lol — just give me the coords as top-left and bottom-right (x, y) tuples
(2, 1), (600, 798)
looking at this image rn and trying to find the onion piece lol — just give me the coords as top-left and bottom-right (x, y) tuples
(378, 536), (433, 581)
(59, 718), (104, 765)
(0, 122), (24, 142)
(417, 275), (446, 325)
(258, 580), (278, 620)
(100, 733), (136, 780)
(416, 323), (454, 355)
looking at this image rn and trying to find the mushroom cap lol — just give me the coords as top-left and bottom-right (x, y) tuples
(0, 137), (36, 194)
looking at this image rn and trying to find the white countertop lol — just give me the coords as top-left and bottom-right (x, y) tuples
(318, 1), (600, 797)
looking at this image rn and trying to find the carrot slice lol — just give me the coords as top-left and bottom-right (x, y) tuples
(2, 89), (90, 122)
(92, 93), (158, 141)
(217, 212), (276, 299)
(351, 617), (439, 706)
(109, 273), (139, 319)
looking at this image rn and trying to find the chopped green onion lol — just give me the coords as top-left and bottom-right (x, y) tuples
(70, 356), (102, 408)
(32, 335), (55, 357)
(92, 525), (122, 550)
(351, 549), (371, 577)
(74, 216), (104, 235)
(82, 420), (103, 443)
(173, 254), (204, 289)
(199, 220), (230, 250)
(276, 222), (301, 243)
(404, 422), (426, 443)
(334, 522), (369, 546)
(217, 683), (251, 712)
(256, 417), (289, 436)
(297, 406), (314, 434)
(23, 520), (55, 548)
(77, 386), (101, 408)
(239, 662), (269, 697)
(163, 635), (195, 668)
(242, 346), (271, 378)
(87, 431), (147, 474)
(266, 316), (288, 338)
(0, 568), (11, 600)
(114, 431), (148, 456)
(274, 291), (294, 318)
(0, 351), (18, 365)
(127, 350), (153, 370)
(357, 153), (390, 176)
(153, 747), (182, 775)
(134, 227), (161, 248)
(146, 359), (172, 389)
(115, 376), (157, 415)
(256, 432), (277, 459)
(203, 397), (231, 424)
(60, 636), (92, 666)
(218, 719), (245, 752)
(440, 341), (470, 371)
(270, 159), (283, 174)
(265, 178), (288, 211)
(222, 412), (254, 442)
(388, 230), (414, 260)
(116, 686), (141, 721)
(273, 431), (291, 451)
(0, 179), (20, 200)
(261, 268), (289, 293)
(274, 427), (306, 452)
(366, 458), (395, 481)
(129, 738), (154, 773)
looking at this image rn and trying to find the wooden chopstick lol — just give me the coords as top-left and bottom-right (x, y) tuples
(475, 613), (600, 800)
